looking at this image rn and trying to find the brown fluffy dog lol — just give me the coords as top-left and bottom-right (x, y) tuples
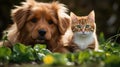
(0, 0), (71, 53)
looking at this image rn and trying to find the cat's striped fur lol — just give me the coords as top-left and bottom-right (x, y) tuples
(70, 10), (99, 51)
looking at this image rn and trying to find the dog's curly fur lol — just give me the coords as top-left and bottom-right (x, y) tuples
(0, 0), (72, 53)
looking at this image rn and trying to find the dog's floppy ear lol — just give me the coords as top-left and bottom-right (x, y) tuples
(53, 2), (70, 35)
(58, 16), (70, 35)
(12, 8), (30, 30)
(11, 0), (35, 30)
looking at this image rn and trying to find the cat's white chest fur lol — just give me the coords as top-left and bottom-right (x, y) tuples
(73, 32), (94, 50)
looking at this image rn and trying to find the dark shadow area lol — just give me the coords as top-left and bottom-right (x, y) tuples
(0, 0), (120, 43)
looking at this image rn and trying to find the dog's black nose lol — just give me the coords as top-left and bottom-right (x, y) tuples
(38, 30), (46, 36)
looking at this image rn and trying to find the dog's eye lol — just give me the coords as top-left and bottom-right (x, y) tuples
(31, 18), (37, 23)
(48, 20), (54, 24)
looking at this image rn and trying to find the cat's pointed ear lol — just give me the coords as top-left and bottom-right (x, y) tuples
(88, 10), (95, 21)
(70, 12), (78, 22)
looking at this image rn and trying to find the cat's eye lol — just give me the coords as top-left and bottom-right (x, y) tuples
(86, 25), (90, 28)
(48, 20), (54, 24)
(31, 18), (37, 23)
(76, 25), (81, 28)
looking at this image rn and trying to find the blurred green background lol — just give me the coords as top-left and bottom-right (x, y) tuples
(0, 0), (120, 43)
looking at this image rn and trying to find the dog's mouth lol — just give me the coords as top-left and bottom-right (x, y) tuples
(35, 39), (46, 44)
(35, 36), (47, 44)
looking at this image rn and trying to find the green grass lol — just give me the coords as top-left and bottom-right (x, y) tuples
(0, 33), (120, 67)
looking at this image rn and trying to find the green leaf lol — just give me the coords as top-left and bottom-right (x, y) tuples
(25, 46), (35, 61)
(13, 43), (26, 54)
(40, 49), (51, 55)
(11, 43), (35, 62)
(36, 53), (45, 61)
(34, 44), (46, 52)
(105, 55), (120, 67)
(2, 32), (8, 41)
(77, 51), (90, 64)
(66, 53), (75, 62)
(0, 47), (11, 57)
(52, 53), (68, 65)
(0, 46), (11, 60)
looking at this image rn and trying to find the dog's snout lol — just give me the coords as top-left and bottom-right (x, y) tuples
(38, 30), (46, 36)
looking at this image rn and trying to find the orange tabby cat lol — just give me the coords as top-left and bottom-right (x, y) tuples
(70, 10), (99, 51)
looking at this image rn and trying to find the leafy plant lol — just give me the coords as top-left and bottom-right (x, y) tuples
(0, 32), (120, 67)
(10, 43), (35, 63)
(0, 46), (11, 61)
(1, 32), (8, 46)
